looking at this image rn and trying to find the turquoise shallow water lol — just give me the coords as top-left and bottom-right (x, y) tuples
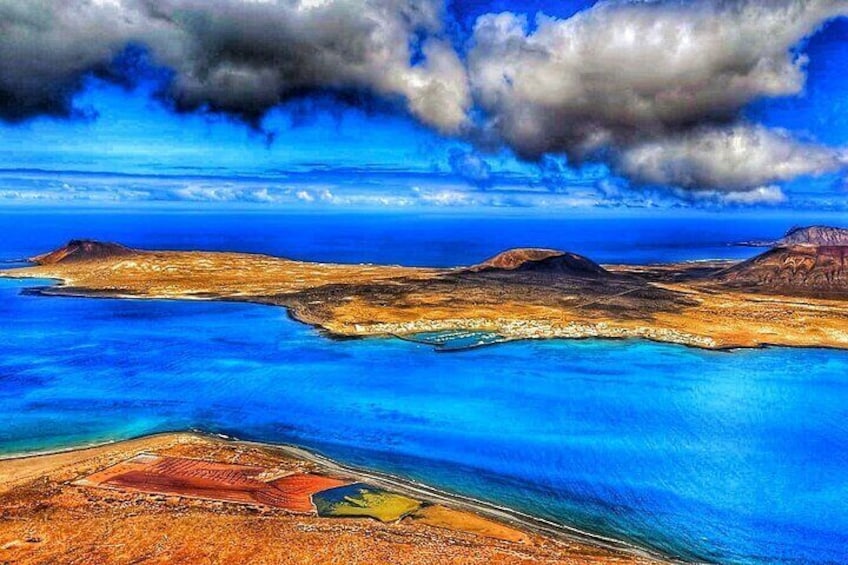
(1, 211), (848, 564)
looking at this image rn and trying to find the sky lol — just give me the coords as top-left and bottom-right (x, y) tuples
(0, 0), (847, 211)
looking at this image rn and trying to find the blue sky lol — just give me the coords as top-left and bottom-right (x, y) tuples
(0, 0), (847, 211)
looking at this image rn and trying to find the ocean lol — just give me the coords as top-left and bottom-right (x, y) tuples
(1, 209), (847, 564)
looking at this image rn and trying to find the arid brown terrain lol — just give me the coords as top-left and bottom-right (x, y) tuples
(3, 226), (848, 351)
(0, 433), (661, 565)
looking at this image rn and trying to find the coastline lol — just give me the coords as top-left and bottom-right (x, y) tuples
(12, 278), (848, 358)
(2, 239), (847, 352)
(0, 276), (727, 352)
(4, 263), (848, 352)
(0, 431), (670, 565)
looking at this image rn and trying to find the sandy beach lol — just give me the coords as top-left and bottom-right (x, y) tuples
(0, 432), (665, 565)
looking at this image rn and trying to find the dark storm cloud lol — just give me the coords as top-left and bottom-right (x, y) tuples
(0, 1), (135, 121)
(0, 0), (470, 131)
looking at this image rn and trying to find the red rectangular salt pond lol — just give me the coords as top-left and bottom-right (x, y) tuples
(77, 454), (350, 513)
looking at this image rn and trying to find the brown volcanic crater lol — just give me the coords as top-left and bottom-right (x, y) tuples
(30, 239), (137, 265)
(473, 248), (610, 277)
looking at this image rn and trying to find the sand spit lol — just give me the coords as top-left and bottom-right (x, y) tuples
(0, 432), (665, 565)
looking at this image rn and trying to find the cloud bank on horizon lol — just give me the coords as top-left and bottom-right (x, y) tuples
(1, 0), (847, 207)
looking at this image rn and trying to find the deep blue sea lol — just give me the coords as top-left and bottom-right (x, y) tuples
(1, 210), (847, 565)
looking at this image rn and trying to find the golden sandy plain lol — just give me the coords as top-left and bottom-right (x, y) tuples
(3, 246), (848, 350)
(0, 433), (663, 565)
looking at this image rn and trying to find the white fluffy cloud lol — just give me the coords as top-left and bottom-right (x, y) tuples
(0, 0), (470, 132)
(469, 0), (848, 159)
(447, 148), (493, 188)
(719, 186), (788, 205)
(675, 185), (789, 206)
(617, 125), (847, 190)
(467, 0), (848, 193)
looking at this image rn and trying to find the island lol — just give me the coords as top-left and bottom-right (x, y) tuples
(3, 225), (848, 351)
